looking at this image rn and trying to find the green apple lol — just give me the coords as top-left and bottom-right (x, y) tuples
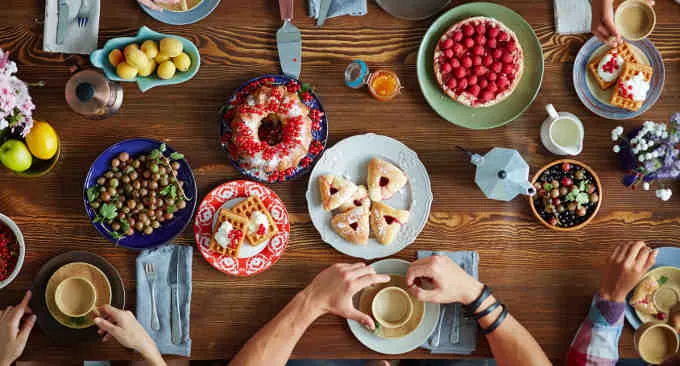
(0, 139), (32, 172)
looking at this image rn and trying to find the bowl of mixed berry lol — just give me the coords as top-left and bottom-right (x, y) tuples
(0, 213), (24, 289)
(529, 160), (603, 231)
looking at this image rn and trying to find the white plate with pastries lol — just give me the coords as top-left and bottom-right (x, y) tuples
(306, 134), (432, 259)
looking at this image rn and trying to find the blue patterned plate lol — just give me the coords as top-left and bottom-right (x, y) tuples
(220, 74), (329, 183)
(625, 246), (680, 329)
(83, 138), (198, 250)
(139, 0), (221, 25)
(573, 37), (664, 120)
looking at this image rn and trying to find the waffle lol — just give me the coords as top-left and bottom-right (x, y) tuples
(588, 43), (639, 90)
(231, 196), (279, 246)
(610, 62), (653, 112)
(209, 209), (248, 257)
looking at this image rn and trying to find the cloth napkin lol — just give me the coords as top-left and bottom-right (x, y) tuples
(308, 0), (367, 19)
(43, 0), (100, 54)
(554, 0), (591, 35)
(136, 244), (192, 357)
(419, 250), (479, 355)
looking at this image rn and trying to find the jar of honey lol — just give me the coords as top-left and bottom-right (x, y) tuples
(344, 60), (402, 101)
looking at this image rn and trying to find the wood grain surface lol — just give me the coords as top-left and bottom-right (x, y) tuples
(1, 0), (680, 362)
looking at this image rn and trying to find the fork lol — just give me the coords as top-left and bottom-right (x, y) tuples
(144, 263), (161, 331)
(76, 0), (90, 28)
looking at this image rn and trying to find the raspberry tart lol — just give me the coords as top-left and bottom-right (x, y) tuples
(433, 16), (524, 107)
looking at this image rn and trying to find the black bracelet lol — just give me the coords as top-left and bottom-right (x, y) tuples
(480, 304), (508, 335)
(464, 284), (490, 316)
(472, 299), (501, 320)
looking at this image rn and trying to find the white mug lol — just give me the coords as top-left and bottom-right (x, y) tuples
(540, 104), (584, 156)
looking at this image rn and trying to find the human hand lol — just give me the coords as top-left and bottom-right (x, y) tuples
(406, 256), (483, 305)
(302, 263), (390, 330)
(591, 0), (655, 47)
(94, 305), (162, 363)
(599, 241), (656, 303)
(0, 290), (37, 366)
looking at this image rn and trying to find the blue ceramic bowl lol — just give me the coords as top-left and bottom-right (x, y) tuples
(625, 246), (680, 329)
(90, 26), (200, 93)
(83, 138), (198, 250)
(573, 37), (664, 120)
(139, 0), (221, 25)
(220, 74), (329, 183)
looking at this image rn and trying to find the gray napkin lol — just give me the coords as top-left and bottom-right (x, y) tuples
(43, 0), (100, 54)
(554, 0), (591, 34)
(136, 244), (192, 357)
(308, 0), (367, 19)
(419, 250), (479, 355)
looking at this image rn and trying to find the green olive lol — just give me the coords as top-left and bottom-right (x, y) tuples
(105, 171), (114, 179)
(152, 221), (160, 229)
(144, 226), (153, 235)
(135, 221), (144, 231)
(109, 178), (119, 188)
(171, 162), (180, 170)
(150, 164), (159, 173)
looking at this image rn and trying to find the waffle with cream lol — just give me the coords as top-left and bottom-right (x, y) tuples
(209, 209), (248, 257)
(610, 62), (653, 112)
(588, 42), (639, 90)
(231, 196), (279, 246)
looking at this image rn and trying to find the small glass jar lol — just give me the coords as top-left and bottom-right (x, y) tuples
(344, 60), (402, 101)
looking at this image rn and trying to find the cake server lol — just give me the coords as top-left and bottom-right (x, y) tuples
(276, 0), (301, 79)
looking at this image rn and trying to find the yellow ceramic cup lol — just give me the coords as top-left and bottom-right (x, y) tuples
(634, 322), (679, 365)
(615, 0), (656, 41)
(371, 286), (414, 329)
(54, 276), (97, 318)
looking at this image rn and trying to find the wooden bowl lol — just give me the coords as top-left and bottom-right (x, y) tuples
(529, 159), (603, 232)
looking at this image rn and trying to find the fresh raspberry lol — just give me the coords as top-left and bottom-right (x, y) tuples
(447, 77), (457, 90)
(492, 62), (503, 73)
(453, 44), (465, 56)
(462, 57), (473, 68)
(458, 78), (468, 91)
(472, 55), (482, 66)
(450, 58), (461, 68)
(475, 35), (487, 46)
(487, 38), (497, 49)
(483, 55), (494, 66)
(442, 38), (454, 49)
(480, 90), (494, 102)
(473, 45), (485, 56)
(487, 26), (500, 38)
(444, 49), (454, 59)
(453, 31), (464, 42)
(463, 24), (475, 37)
(493, 49), (504, 60)
(463, 38), (475, 49)
(502, 53), (514, 64)
(478, 79), (489, 89)
(468, 84), (481, 97)
(498, 31), (509, 42)
(473, 65), (488, 76)
(300, 91), (313, 103)
(488, 72), (497, 82)
(468, 75), (478, 85)
(476, 24), (486, 35)
(454, 67), (466, 79)
(441, 62), (452, 73)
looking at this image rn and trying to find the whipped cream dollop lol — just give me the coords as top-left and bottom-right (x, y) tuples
(622, 72), (650, 101)
(248, 211), (269, 235)
(597, 53), (624, 82)
(214, 220), (234, 248)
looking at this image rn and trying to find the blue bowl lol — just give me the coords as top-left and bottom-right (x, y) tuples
(83, 138), (198, 250)
(139, 0), (221, 25)
(90, 26), (200, 93)
(220, 74), (329, 183)
(573, 37), (664, 120)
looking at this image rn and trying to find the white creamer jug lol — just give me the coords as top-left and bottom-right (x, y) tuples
(540, 104), (584, 156)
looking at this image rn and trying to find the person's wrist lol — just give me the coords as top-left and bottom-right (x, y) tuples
(599, 288), (626, 303)
(460, 280), (484, 305)
(140, 343), (164, 366)
(297, 287), (327, 320)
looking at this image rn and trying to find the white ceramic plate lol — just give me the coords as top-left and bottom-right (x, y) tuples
(347, 259), (440, 355)
(306, 134), (432, 259)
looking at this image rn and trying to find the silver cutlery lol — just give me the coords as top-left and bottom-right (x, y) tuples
(276, 0), (302, 79)
(168, 247), (182, 344)
(430, 306), (446, 347)
(144, 263), (161, 331)
(316, 0), (331, 27)
(56, 0), (70, 44)
(178, 247), (187, 340)
(76, 0), (90, 28)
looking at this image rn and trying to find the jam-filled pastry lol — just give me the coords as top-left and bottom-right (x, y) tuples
(338, 185), (371, 214)
(331, 207), (370, 245)
(319, 174), (358, 211)
(370, 201), (410, 245)
(367, 158), (408, 202)
(629, 275), (660, 315)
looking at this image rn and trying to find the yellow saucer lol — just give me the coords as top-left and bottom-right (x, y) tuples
(359, 274), (424, 339)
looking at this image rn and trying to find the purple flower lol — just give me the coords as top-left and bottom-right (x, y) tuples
(622, 174), (639, 187)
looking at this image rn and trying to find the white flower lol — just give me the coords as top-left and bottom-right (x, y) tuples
(614, 126), (624, 135)
(656, 188), (673, 201)
(643, 182), (650, 191)
(639, 155), (646, 162)
(611, 133), (619, 141)
(662, 132), (669, 139)
(644, 121), (654, 128)
(645, 153), (653, 160)
(648, 140), (655, 147)
(0, 118), (7, 131)
(613, 145), (621, 153)
(631, 137), (639, 144)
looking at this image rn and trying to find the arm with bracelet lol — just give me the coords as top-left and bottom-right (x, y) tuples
(406, 256), (551, 366)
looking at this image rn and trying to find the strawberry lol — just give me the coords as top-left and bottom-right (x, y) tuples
(442, 38), (454, 49)
(487, 26), (500, 38)
(473, 45), (485, 56)
(487, 38), (497, 49)
(454, 67), (466, 79)
(463, 24), (475, 37)
(478, 78), (489, 89)
(483, 55), (494, 66)
(474, 65), (488, 76)
(498, 31), (509, 42)
(475, 34), (487, 46)
(447, 77), (457, 90)
(502, 53), (514, 64)
(468, 75), (478, 85)
(464, 38), (475, 49)
(444, 49), (454, 59)
(472, 55), (482, 66)
(453, 31), (464, 42)
(492, 62), (503, 73)
(487, 72), (497, 81)
(462, 57), (473, 68)
(469, 84), (481, 96)
(450, 58), (461, 68)
(441, 62), (452, 73)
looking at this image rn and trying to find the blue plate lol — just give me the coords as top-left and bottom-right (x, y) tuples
(140, 0), (220, 25)
(90, 26), (201, 93)
(83, 138), (198, 250)
(573, 37), (664, 120)
(220, 74), (329, 183)
(625, 246), (680, 329)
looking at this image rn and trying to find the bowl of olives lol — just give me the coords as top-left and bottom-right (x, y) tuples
(83, 138), (197, 249)
(529, 159), (603, 231)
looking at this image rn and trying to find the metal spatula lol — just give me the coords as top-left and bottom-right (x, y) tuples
(276, 0), (301, 79)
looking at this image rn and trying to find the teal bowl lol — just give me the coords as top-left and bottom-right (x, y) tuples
(90, 26), (200, 92)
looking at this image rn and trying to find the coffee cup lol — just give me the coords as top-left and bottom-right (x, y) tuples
(540, 104), (584, 156)
(615, 0), (656, 41)
(634, 322), (679, 364)
(371, 286), (414, 329)
(54, 276), (97, 318)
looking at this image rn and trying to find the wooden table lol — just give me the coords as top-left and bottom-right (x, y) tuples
(1, 0), (680, 362)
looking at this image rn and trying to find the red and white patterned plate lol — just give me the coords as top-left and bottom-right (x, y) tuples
(194, 180), (290, 276)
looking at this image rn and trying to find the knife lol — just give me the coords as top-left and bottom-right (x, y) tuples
(56, 0), (70, 45)
(168, 247), (182, 345)
(276, 0), (302, 79)
(316, 0), (331, 27)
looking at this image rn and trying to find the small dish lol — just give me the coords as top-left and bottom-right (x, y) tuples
(139, 0), (221, 25)
(615, 0), (656, 41)
(0, 213), (25, 290)
(529, 159), (603, 231)
(372, 286), (415, 330)
(634, 322), (679, 365)
(90, 26), (200, 92)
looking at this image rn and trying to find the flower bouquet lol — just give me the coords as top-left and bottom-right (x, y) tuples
(0, 48), (60, 176)
(611, 113), (680, 201)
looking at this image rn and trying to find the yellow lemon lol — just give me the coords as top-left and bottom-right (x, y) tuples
(25, 120), (59, 160)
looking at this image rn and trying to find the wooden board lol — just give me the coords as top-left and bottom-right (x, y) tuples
(1, 0), (680, 362)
